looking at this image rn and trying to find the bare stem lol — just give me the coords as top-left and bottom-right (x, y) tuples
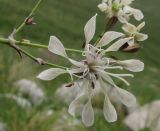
(17, 47), (67, 69)
(0, 37), (82, 53)
(15, 0), (43, 34)
(95, 17), (118, 46)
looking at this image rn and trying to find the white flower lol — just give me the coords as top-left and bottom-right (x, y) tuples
(0, 122), (7, 131)
(123, 5), (144, 21)
(124, 101), (160, 131)
(98, 0), (143, 23)
(16, 79), (45, 105)
(55, 82), (81, 104)
(122, 22), (148, 45)
(38, 14), (143, 127)
(1, 93), (32, 108)
(46, 110), (54, 116)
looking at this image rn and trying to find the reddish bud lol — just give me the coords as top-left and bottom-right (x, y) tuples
(25, 17), (36, 25)
(36, 58), (45, 65)
(120, 44), (141, 53)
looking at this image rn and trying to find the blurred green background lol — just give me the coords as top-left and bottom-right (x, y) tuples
(0, 0), (160, 130)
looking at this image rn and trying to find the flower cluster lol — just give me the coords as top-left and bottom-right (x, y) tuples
(37, 0), (148, 127)
(98, 0), (144, 23)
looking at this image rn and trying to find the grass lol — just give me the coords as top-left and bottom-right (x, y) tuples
(0, 0), (160, 130)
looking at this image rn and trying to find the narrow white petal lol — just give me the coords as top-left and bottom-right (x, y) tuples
(96, 69), (116, 86)
(97, 69), (131, 86)
(122, 23), (136, 35)
(93, 65), (123, 70)
(97, 31), (124, 47)
(115, 86), (136, 107)
(103, 96), (117, 122)
(82, 100), (94, 127)
(48, 36), (68, 58)
(68, 92), (86, 117)
(68, 68), (84, 75)
(117, 59), (144, 72)
(121, 0), (134, 5)
(98, 3), (107, 12)
(69, 58), (84, 67)
(123, 5), (132, 13)
(132, 8), (144, 21)
(85, 44), (95, 64)
(137, 22), (145, 31)
(99, 77), (113, 94)
(127, 38), (135, 46)
(136, 33), (148, 42)
(84, 14), (97, 44)
(106, 72), (132, 86)
(68, 80), (89, 116)
(124, 6), (143, 21)
(117, 10), (129, 23)
(106, 72), (134, 78)
(37, 68), (66, 81)
(114, 76), (131, 86)
(105, 37), (132, 52)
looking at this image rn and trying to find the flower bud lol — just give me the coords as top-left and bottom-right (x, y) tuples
(36, 58), (45, 65)
(120, 44), (141, 53)
(25, 17), (36, 25)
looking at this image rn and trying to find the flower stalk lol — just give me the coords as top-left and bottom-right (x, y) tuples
(15, 0), (43, 34)
(18, 48), (68, 69)
(0, 38), (67, 69)
(0, 37), (82, 53)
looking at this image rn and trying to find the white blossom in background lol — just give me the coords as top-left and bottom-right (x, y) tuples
(122, 22), (148, 45)
(98, 0), (144, 23)
(16, 79), (45, 105)
(46, 110), (54, 116)
(152, 116), (160, 131)
(124, 100), (160, 131)
(51, 110), (82, 131)
(56, 81), (139, 115)
(0, 122), (7, 131)
(55, 82), (81, 104)
(0, 93), (31, 108)
(37, 14), (145, 127)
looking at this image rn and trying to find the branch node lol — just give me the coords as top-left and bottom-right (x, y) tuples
(8, 30), (22, 58)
